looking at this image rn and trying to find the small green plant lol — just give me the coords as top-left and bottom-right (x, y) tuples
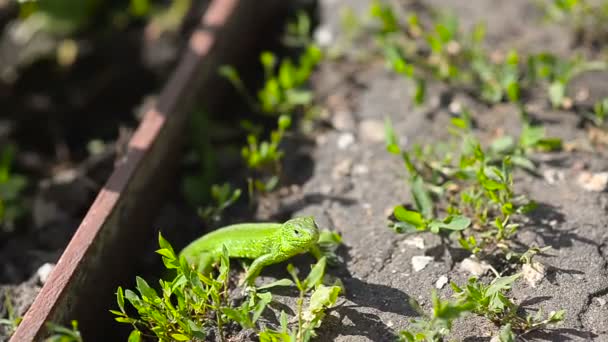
(258, 258), (342, 342)
(45, 320), (83, 342)
(198, 183), (241, 224)
(542, 0), (608, 47)
(398, 291), (473, 342)
(584, 97), (608, 126)
(363, 1), (606, 107)
(220, 46), (321, 117)
(451, 275), (565, 334)
(0, 145), (27, 233)
(0, 292), (22, 337)
(526, 53), (606, 108)
(112, 234), (341, 341)
(399, 275), (565, 341)
(112, 234), (232, 341)
(384, 114), (557, 263)
(242, 115), (292, 195)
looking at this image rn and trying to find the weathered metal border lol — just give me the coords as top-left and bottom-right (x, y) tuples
(10, 0), (286, 340)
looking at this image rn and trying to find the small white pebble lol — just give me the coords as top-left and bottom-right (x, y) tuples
(358, 119), (385, 143)
(412, 256), (434, 272)
(353, 164), (369, 175)
(522, 262), (545, 288)
(314, 26), (334, 47)
(435, 275), (449, 289)
(337, 133), (355, 149)
(403, 236), (425, 250)
(577, 171), (608, 192)
(37, 263), (55, 284)
(596, 297), (607, 307)
(459, 257), (491, 276)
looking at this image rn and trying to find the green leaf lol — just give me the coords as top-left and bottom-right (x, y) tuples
(393, 206), (425, 228)
(171, 333), (191, 341)
(304, 257), (327, 291)
(498, 323), (515, 342)
(158, 232), (174, 254)
(439, 215), (471, 231)
(384, 117), (401, 154)
(136, 276), (158, 300)
(487, 274), (521, 296)
(414, 78), (426, 105)
(116, 287), (125, 313)
(257, 278), (295, 291)
(411, 176), (434, 218)
(128, 330), (142, 342)
(252, 292), (273, 324)
(536, 138), (562, 151)
(306, 285), (341, 316)
(490, 136), (515, 154)
(548, 81), (565, 108)
(511, 155), (536, 172)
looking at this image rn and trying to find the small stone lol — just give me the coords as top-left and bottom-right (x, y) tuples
(412, 256), (434, 272)
(522, 262), (545, 288)
(577, 171), (608, 192)
(314, 26), (333, 47)
(596, 297), (607, 307)
(316, 134), (328, 146)
(386, 320), (394, 328)
(319, 184), (332, 195)
(459, 257), (491, 276)
(331, 110), (356, 131)
(435, 275), (449, 289)
(403, 236), (425, 249)
(449, 101), (462, 114)
(353, 164), (369, 175)
(359, 119), (385, 143)
(332, 159), (352, 180)
(37, 263), (55, 284)
(543, 169), (565, 185)
(337, 133), (355, 149)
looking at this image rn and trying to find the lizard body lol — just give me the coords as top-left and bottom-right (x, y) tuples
(179, 216), (320, 284)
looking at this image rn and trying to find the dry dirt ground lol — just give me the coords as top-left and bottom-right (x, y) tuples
(248, 0), (608, 341)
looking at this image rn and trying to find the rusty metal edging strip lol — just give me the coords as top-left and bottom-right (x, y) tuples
(9, 0), (246, 340)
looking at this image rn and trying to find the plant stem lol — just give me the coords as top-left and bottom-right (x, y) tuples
(296, 289), (305, 342)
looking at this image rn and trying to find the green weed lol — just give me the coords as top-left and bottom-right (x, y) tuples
(45, 320), (83, 342)
(198, 183), (241, 224)
(399, 275), (564, 341)
(242, 115), (291, 195)
(220, 46), (321, 117)
(385, 114), (558, 262)
(398, 290), (473, 341)
(112, 234), (341, 341)
(0, 145), (27, 233)
(0, 292), (22, 337)
(258, 258), (342, 342)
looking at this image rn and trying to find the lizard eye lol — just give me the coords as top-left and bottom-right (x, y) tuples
(294, 229), (301, 236)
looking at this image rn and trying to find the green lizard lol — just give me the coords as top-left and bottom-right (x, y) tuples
(179, 216), (321, 285)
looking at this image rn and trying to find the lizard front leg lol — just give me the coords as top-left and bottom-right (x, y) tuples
(242, 253), (277, 285)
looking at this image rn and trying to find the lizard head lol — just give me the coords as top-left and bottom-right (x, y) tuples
(281, 216), (320, 252)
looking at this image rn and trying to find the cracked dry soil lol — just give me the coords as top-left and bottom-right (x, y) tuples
(250, 0), (608, 341)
